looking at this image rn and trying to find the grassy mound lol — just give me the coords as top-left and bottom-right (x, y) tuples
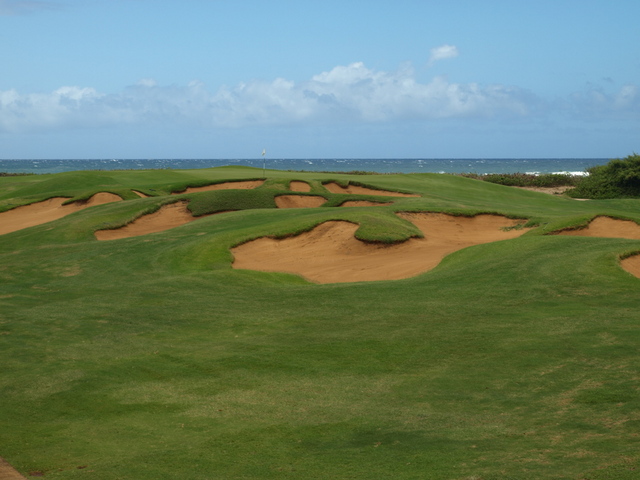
(1, 167), (640, 479)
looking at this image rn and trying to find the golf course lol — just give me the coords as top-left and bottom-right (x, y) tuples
(1, 165), (639, 479)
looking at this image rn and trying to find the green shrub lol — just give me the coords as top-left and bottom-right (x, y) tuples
(568, 153), (640, 199)
(460, 172), (579, 188)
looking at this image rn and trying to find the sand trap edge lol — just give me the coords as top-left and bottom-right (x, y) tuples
(95, 201), (203, 240)
(231, 213), (531, 284)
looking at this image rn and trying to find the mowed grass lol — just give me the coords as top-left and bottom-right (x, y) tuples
(1, 167), (640, 479)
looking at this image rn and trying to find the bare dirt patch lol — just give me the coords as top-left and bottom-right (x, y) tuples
(0, 457), (27, 479)
(323, 182), (420, 197)
(172, 180), (264, 194)
(275, 195), (327, 209)
(95, 201), (202, 240)
(556, 217), (640, 239)
(289, 181), (311, 192)
(231, 213), (530, 283)
(0, 193), (122, 236)
(339, 200), (392, 207)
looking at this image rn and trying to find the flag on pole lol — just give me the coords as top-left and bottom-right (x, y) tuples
(262, 149), (266, 156)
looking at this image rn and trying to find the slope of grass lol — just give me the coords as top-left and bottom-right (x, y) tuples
(1, 167), (640, 479)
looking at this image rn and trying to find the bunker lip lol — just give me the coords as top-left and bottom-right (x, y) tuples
(0, 192), (122, 236)
(339, 200), (392, 207)
(171, 180), (264, 194)
(289, 181), (311, 192)
(323, 182), (421, 197)
(554, 216), (640, 279)
(275, 195), (327, 209)
(554, 216), (640, 239)
(231, 212), (531, 284)
(621, 255), (640, 278)
(95, 201), (206, 240)
(0, 457), (27, 480)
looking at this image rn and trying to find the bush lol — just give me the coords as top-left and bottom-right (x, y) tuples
(568, 153), (640, 199)
(460, 172), (579, 188)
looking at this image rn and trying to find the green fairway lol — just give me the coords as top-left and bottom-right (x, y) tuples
(1, 167), (639, 479)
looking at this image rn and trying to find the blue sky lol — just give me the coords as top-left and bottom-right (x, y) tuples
(1, 0), (638, 159)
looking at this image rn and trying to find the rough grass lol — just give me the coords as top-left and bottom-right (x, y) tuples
(1, 167), (640, 479)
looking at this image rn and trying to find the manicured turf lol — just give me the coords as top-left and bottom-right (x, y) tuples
(1, 167), (639, 479)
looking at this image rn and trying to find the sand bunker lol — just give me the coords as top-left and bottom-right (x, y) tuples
(340, 200), (392, 207)
(621, 255), (640, 278)
(323, 182), (420, 197)
(0, 457), (26, 480)
(514, 186), (574, 195)
(275, 195), (327, 209)
(95, 201), (204, 240)
(289, 181), (311, 192)
(172, 180), (264, 194)
(555, 217), (640, 280)
(0, 192), (122, 236)
(556, 216), (640, 239)
(231, 213), (529, 283)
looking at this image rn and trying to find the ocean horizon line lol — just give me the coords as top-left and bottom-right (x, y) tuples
(0, 157), (608, 175)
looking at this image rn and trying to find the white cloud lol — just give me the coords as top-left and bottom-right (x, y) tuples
(566, 84), (640, 119)
(0, 0), (58, 15)
(4, 61), (635, 135)
(428, 44), (459, 66)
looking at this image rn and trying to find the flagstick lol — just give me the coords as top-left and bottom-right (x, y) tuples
(262, 149), (266, 178)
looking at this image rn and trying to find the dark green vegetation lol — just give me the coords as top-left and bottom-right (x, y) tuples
(568, 153), (640, 199)
(1, 166), (640, 479)
(462, 172), (580, 188)
(0, 172), (34, 177)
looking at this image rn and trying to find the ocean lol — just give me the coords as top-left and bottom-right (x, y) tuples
(0, 158), (607, 175)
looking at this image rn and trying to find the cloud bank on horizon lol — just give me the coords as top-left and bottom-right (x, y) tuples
(1, 0), (639, 158)
(1, 57), (637, 133)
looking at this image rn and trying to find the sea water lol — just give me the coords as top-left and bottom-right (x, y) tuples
(0, 158), (607, 175)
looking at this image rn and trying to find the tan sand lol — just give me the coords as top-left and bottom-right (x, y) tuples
(132, 190), (149, 198)
(289, 181), (311, 192)
(323, 182), (420, 197)
(231, 213), (530, 283)
(339, 200), (392, 207)
(556, 216), (640, 239)
(556, 217), (640, 280)
(514, 186), (574, 195)
(0, 193), (122, 236)
(621, 255), (640, 278)
(172, 180), (264, 194)
(275, 195), (327, 209)
(95, 201), (200, 240)
(0, 457), (27, 479)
